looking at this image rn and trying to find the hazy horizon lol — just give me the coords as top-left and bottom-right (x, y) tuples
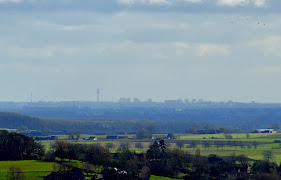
(0, 0), (281, 103)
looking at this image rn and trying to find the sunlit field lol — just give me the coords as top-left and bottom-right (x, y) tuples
(0, 160), (55, 180)
(37, 133), (281, 162)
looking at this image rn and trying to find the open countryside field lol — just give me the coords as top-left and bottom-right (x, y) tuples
(38, 133), (281, 162)
(0, 160), (174, 180)
(0, 160), (55, 180)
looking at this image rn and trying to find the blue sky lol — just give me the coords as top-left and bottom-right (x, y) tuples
(0, 0), (281, 102)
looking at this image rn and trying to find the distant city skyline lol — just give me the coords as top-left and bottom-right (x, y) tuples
(0, 0), (281, 103)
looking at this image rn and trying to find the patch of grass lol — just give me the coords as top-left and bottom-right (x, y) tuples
(0, 160), (56, 180)
(0, 160), (55, 172)
(149, 175), (178, 180)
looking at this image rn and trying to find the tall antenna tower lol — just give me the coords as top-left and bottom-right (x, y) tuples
(97, 88), (100, 102)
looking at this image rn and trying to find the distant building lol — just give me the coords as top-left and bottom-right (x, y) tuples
(192, 99), (196, 103)
(44, 168), (84, 180)
(146, 99), (152, 103)
(133, 98), (140, 103)
(25, 130), (44, 136)
(106, 135), (118, 139)
(184, 99), (190, 104)
(118, 136), (129, 139)
(87, 137), (97, 140)
(118, 98), (131, 103)
(166, 133), (175, 139)
(35, 136), (56, 141)
(252, 129), (277, 133)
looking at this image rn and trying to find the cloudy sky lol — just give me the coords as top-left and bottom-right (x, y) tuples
(0, 0), (281, 102)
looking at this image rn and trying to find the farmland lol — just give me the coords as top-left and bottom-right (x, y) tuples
(38, 132), (281, 162)
(1, 132), (281, 179)
(0, 160), (54, 180)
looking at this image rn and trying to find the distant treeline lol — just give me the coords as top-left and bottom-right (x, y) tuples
(1, 107), (281, 134)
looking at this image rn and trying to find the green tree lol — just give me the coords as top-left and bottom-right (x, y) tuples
(263, 151), (275, 161)
(136, 129), (152, 139)
(139, 166), (150, 180)
(237, 154), (249, 166)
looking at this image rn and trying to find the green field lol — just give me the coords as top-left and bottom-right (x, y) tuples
(38, 133), (281, 162)
(150, 175), (178, 180)
(1, 133), (281, 179)
(0, 160), (55, 180)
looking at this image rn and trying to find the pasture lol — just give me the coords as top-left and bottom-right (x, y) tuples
(38, 133), (281, 162)
(0, 160), (55, 180)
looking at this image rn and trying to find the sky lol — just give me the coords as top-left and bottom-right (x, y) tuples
(0, 0), (281, 103)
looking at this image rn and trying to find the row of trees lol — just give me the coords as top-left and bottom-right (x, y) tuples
(175, 140), (263, 150)
(48, 140), (281, 180)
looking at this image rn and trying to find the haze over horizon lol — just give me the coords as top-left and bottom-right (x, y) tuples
(1, 0), (281, 103)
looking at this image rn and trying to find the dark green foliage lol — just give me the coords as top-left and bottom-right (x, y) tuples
(252, 160), (278, 174)
(0, 130), (44, 160)
(263, 151), (275, 161)
(136, 129), (152, 139)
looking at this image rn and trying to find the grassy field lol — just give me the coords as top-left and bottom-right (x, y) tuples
(0, 160), (55, 180)
(38, 133), (281, 162)
(0, 133), (281, 179)
(150, 175), (177, 180)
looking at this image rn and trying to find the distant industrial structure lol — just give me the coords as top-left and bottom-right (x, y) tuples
(97, 89), (100, 102)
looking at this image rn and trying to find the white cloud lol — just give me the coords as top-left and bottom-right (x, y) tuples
(217, 0), (250, 6)
(33, 21), (106, 32)
(171, 42), (190, 49)
(150, 22), (189, 31)
(253, 0), (266, 7)
(217, 0), (267, 6)
(247, 36), (281, 58)
(197, 44), (230, 57)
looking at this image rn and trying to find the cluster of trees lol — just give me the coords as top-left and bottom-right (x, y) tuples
(46, 140), (281, 180)
(0, 130), (44, 160)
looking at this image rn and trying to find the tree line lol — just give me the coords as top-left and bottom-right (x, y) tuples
(0, 130), (44, 160)
(43, 140), (281, 180)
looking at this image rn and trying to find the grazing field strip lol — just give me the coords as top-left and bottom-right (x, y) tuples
(150, 175), (178, 180)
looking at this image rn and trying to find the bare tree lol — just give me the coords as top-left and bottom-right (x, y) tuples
(176, 141), (184, 149)
(7, 166), (25, 180)
(190, 141), (197, 150)
(203, 141), (210, 150)
(120, 142), (130, 149)
(105, 143), (115, 149)
(135, 142), (144, 150)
